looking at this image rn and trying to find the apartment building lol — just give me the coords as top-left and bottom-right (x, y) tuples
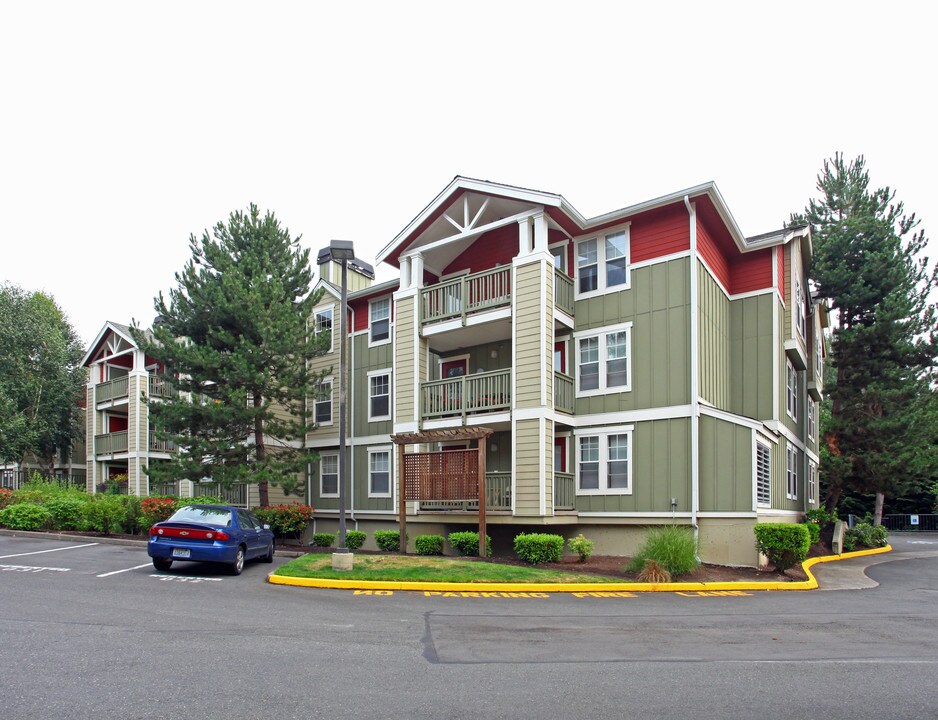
(307, 177), (826, 567)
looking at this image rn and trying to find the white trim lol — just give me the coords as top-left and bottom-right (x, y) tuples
(756, 509), (805, 518)
(313, 304), (336, 354)
(368, 296), (392, 348)
(630, 249), (691, 271)
(697, 254), (775, 302)
(556, 404), (693, 427)
(366, 445), (393, 498)
(573, 321), (632, 397)
(437, 353), (470, 378)
(573, 223), (632, 301)
(772, 291), (780, 419)
(699, 403), (764, 431)
(573, 425), (634, 497)
(696, 512), (759, 518)
(686, 197), (700, 545)
(366, 368), (392, 423)
(319, 451), (339, 498)
(755, 437), (771, 509)
(314, 376), (334, 427)
(539, 416), (547, 515)
(578, 512), (694, 518)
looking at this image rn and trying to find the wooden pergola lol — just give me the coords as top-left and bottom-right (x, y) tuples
(390, 427), (494, 556)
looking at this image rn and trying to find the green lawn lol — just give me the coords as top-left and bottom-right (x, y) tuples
(274, 554), (626, 584)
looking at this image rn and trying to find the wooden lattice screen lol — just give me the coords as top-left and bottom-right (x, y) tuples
(403, 449), (479, 501)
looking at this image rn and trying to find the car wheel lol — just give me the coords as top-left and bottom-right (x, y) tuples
(263, 539), (275, 563)
(229, 546), (246, 575)
(152, 557), (172, 572)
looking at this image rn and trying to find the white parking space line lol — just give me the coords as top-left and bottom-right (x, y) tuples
(151, 574), (223, 583)
(0, 543), (99, 559)
(1, 564), (69, 573)
(97, 563), (153, 578)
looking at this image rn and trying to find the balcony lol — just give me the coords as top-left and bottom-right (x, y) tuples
(95, 431), (128, 455)
(149, 436), (176, 453)
(95, 377), (129, 406)
(149, 375), (174, 399)
(554, 472), (575, 511)
(554, 269), (574, 316)
(419, 472), (512, 512)
(554, 372), (574, 414)
(421, 369), (511, 422)
(420, 266), (511, 327)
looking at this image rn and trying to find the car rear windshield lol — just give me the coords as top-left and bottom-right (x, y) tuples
(169, 506), (233, 527)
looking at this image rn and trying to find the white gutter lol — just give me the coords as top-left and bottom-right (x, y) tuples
(349, 304), (356, 522)
(684, 196), (700, 555)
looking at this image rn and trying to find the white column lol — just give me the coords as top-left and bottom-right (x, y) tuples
(399, 256), (412, 290)
(412, 253), (425, 288)
(518, 217), (532, 255)
(532, 212), (549, 253)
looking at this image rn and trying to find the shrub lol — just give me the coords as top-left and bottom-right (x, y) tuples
(628, 525), (700, 577)
(638, 559), (672, 583)
(345, 530), (366, 550)
(0, 488), (13, 510)
(252, 504), (315, 537)
(312, 532), (335, 548)
(184, 495), (225, 506)
(567, 534), (594, 563)
(803, 521), (820, 545)
(0, 502), (52, 531)
(414, 535), (444, 556)
(845, 522), (888, 550)
(447, 531), (492, 557)
(805, 507), (832, 525)
(122, 496), (144, 534)
(514, 533), (565, 564)
(141, 497), (177, 528)
(45, 496), (88, 531)
(374, 529), (402, 551)
(82, 496), (127, 535)
(753, 523), (810, 571)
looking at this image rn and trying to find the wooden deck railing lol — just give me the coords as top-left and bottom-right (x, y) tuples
(420, 266), (511, 325)
(554, 372), (574, 414)
(419, 472), (512, 512)
(148, 375), (174, 399)
(554, 269), (574, 315)
(554, 472), (575, 510)
(95, 377), (129, 405)
(94, 431), (128, 455)
(421, 369), (511, 421)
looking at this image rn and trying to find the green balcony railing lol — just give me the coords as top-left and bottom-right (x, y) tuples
(554, 472), (575, 511)
(95, 431), (128, 455)
(148, 375), (174, 399)
(195, 482), (248, 507)
(421, 369), (511, 421)
(554, 372), (574, 414)
(420, 266), (511, 326)
(554, 269), (574, 315)
(149, 436), (176, 452)
(95, 376), (129, 405)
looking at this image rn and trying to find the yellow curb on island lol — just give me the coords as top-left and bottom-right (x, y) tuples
(267, 544), (893, 593)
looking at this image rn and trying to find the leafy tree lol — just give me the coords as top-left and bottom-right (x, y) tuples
(792, 154), (937, 523)
(0, 285), (86, 470)
(133, 204), (329, 505)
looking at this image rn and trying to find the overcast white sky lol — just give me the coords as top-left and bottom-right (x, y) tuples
(2, 1), (935, 348)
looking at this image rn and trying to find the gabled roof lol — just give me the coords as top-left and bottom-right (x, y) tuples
(377, 176), (767, 267)
(81, 321), (139, 367)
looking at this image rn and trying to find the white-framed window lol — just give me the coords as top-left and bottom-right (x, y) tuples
(574, 322), (632, 396)
(314, 306), (334, 353)
(314, 377), (333, 425)
(368, 369), (391, 422)
(815, 334), (823, 378)
(575, 226), (630, 298)
(786, 444), (798, 500)
(320, 452), (338, 498)
(367, 446), (392, 498)
(574, 425), (633, 495)
(756, 441), (771, 506)
(549, 242), (568, 272)
(807, 399), (816, 442)
(786, 360), (798, 421)
(369, 298), (391, 345)
(795, 279), (806, 339)
(808, 459), (817, 504)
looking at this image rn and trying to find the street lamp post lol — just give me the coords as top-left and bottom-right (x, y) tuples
(318, 240), (355, 571)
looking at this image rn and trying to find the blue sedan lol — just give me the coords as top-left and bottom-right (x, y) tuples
(148, 505), (275, 575)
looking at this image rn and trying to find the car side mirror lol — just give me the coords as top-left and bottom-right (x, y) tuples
(263, 524), (271, 531)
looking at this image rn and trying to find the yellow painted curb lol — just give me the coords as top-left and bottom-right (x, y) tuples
(267, 544), (892, 593)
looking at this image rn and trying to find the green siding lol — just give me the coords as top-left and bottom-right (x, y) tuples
(698, 415), (753, 513)
(350, 333), (393, 437)
(431, 341), (512, 380)
(698, 264), (730, 409)
(575, 258), (690, 413)
(575, 418), (690, 513)
(729, 293), (775, 421)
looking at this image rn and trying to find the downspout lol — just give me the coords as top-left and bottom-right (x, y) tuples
(684, 196), (700, 557)
(349, 304), (356, 522)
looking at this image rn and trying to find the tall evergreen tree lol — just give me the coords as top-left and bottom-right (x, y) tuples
(0, 284), (86, 470)
(792, 154), (937, 523)
(134, 204), (329, 506)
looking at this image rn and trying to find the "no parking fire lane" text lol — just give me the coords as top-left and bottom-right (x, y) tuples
(349, 590), (753, 598)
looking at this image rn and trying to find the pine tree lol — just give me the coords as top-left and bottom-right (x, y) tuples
(792, 154), (937, 523)
(134, 205), (329, 506)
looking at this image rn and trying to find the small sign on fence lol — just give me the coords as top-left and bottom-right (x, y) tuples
(910, 515), (920, 526)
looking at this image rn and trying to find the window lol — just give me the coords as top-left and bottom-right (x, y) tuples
(314, 307), (333, 352)
(368, 370), (390, 421)
(815, 334), (823, 377)
(786, 445), (798, 500)
(807, 399), (816, 441)
(756, 441), (771, 506)
(575, 226), (630, 297)
(786, 360), (798, 421)
(368, 448), (391, 497)
(575, 427), (633, 495)
(320, 453), (338, 497)
(550, 244), (567, 272)
(808, 460), (817, 504)
(315, 378), (333, 425)
(575, 323), (632, 395)
(795, 279), (806, 339)
(370, 298), (390, 344)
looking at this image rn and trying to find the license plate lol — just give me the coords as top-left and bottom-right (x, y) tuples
(172, 548), (190, 558)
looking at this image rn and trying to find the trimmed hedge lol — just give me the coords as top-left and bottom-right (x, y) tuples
(844, 522), (888, 551)
(0, 502), (52, 531)
(312, 532), (335, 547)
(414, 535), (445, 556)
(447, 531), (492, 557)
(803, 521), (820, 545)
(374, 529), (402, 552)
(344, 530), (366, 550)
(754, 523), (810, 571)
(514, 533), (565, 564)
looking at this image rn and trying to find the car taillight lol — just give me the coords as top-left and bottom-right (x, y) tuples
(214, 531), (230, 541)
(149, 526), (163, 535)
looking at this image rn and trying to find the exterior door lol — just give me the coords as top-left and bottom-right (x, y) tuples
(440, 358), (467, 412)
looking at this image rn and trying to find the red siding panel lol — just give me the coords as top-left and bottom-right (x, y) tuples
(697, 218), (730, 289)
(730, 249), (773, 294)
(443, 224), (517, 275)
(629, 205), (689, 263)
(777, 246), (785, 302)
